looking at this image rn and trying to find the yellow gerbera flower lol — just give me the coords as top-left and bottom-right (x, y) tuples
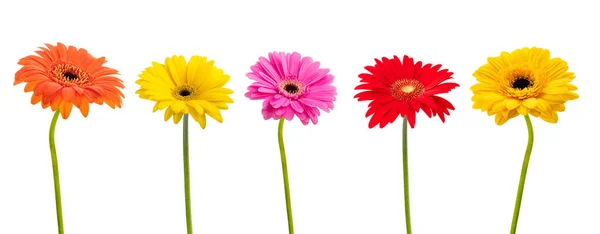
(471, 47), (579, 125)
(136, 55), (233, 128)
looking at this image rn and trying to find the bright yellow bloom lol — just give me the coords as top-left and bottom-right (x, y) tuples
(136, 55), (233, 128)
(471, 47), (578, 125)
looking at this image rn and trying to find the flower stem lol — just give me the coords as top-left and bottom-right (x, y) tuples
(183, 114), (193, 234)
(510, 115), (535, 234)
(49, 109), (64, 234)
(402, 116), (412, 234)
(277, 118), (294, 234)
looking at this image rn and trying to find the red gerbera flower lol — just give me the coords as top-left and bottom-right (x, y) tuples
(355, 55), (459, 128)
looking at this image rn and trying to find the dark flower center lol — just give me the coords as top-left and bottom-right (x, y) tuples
(512, 77), (533, 89)
(279, 79), (304, 98)
(179, 89), (191, 97)
(284, 83), (299, 94)
(172, 85), (196, 100)
(63, 71), (78, 80)
(51, 62), (91, 85)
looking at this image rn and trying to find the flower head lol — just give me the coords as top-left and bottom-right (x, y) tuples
(14, 43), (125, 119)
(355, 55), (459, 128)
(471, 47), (579, 125)
(136, 55), (233, 129)
(245, 52), (336, 125)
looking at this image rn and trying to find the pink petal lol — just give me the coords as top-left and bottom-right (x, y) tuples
(290, 100), (304, 113)
(284, 106), (295, 120)
(259, 57), (282, 81)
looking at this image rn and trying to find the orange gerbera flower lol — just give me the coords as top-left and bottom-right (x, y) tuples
(14, 43), (125, 119)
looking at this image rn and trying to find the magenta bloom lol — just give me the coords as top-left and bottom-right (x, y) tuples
(245, 52), (337, 125)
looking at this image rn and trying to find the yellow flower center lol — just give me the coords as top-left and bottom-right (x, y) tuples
(173, 85), (197, 100)
(50, 62), (91, 86)
(502, 68), (544, 100)
(390, 79), (424, 101)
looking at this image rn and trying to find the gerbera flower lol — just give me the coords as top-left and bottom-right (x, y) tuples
(136, 55), (234, 128)
(14, 42), (125, 119)
(355, 55), (459, 128)
(245, 51), (336, 125)
(471, 47), (579, 234)
(136, 55), (234, 233)
(13, 42), (124, 234)
(354, 55), (458, 234)
(245, 51), (337, 234)
(471, 47), (579, 125)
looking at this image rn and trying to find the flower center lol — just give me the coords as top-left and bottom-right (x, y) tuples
(279, 79), (304, 98)
(512, 77), (533, 89)
(173, 85), (196, 100)
(284, 83), (299, 94)
(50, 62), (91, 86)
(179, 89), (191, 97)
(390, 79), (425, 101)
(63, 71), (78, 80)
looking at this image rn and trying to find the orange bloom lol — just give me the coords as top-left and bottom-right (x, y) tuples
(14, 43), (125, 119)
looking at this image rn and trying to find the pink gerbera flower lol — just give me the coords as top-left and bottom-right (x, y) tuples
(245, 52), (336, 125)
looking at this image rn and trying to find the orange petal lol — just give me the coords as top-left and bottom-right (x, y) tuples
(79, 101), (90, 117)
(50, 94), (63, 110)
(56, 43), (68, 60)
(35, 81), (63, 96)
(60, 102), (73, 119)
(31, 95), (42, 105)
(62, 87), (76, 102)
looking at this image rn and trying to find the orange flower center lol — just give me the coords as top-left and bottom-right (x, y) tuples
(50, 62), (91, 86)
(279, 78), (304, 98)
(390, 79), (424, 101)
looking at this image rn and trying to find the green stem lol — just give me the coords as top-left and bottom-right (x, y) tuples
(183, 114), (193, 234)
(402, 117), (412, 234)
(277, 118), (294, 234)
(510, 115), (535, 234)
(49, 109), (64, 234)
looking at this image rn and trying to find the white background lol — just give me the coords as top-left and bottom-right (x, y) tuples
(0, 0), (598, 233)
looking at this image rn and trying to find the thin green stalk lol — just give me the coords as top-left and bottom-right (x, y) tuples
(510, 115), (535, 234)
(183, 114), (193, 234)
(277, 118), (294, 234)
(402, 117), (412, 234)
(49, 109), (64, 234)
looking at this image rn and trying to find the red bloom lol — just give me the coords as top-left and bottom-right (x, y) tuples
(355, 55), (459, 128)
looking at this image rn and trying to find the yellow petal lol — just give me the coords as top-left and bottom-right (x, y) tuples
(508, 109), (519, 120)
(522, 98), (537, 109)
(546, 78), (573, 87)
(495, 111), (512, 125)
(503, 98), (521, 110)
(565, 84), (578, 91)
(495, 112), (508, 125)
(537, 94), (565, 104)
(164, 107), (174, 122)
(562, 92), (579, 100)
(153, 101), (172, 112)
(492, 101), (506, 113)
(188, 101), (205, 115)
(542, 86), (568, 94)
(540, 111), (558, 123)
(189, 107), (207, 129)
(551, 103), (566, 112)
(535, 99), (551, 113)
(517, 105), (529, 115)
(170, 100), (187, 114)
(198, 100), (223, 122)
(470, 83), (497, 92)
(173, 112), (184, 124)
